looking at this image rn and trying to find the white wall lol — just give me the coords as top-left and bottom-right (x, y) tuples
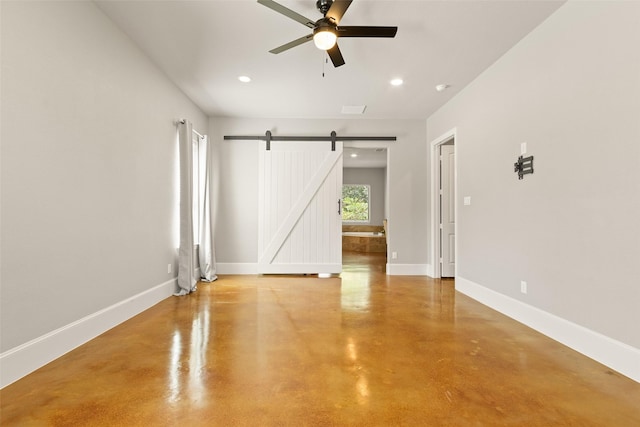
(210, 118), (428, 273)
(0, 0), (206, 358)
(343, 168), (386, 226)
(427, 1), (640, 352)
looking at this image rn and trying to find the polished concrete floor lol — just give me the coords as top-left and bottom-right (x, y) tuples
(2, 252), (639, 426)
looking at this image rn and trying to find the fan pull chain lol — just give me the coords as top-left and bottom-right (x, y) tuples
(322, 53), (327, 78)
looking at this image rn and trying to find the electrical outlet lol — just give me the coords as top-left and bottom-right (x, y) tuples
(168, 263), (172, 274)
(520, 280), (527, 294)
(391, 251), (398, 259)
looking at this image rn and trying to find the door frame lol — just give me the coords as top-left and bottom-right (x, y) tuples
(343, 141), (392, 263)
(429, 128), (457, 279)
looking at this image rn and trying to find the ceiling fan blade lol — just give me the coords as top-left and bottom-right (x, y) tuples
(337, 26), (398, 38)
(257, 0), (315, 29)
(327, 43), (346, 67)
(325, 0), (352, 25)
(269, 34), (314, 54)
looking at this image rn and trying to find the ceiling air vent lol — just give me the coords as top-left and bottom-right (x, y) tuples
(341, 105), (367, 115)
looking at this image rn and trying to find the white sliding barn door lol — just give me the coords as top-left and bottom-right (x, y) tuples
(258, 141), (343, 274)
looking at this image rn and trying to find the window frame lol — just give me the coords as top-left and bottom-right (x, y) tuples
(341, 184), (371, 224)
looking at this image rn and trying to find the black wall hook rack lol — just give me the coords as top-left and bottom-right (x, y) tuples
(514, 155), (534, 180)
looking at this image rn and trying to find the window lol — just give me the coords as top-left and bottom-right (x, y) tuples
(172, 125), (208, 250)
(192, 133), (207, 244)
(342, 184), (370, 222)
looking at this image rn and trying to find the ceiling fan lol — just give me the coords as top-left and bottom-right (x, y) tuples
(258, 0), (398, 67)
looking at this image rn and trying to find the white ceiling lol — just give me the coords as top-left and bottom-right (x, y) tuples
(343, 147), (387, 168)
(95, 0), (564, 120)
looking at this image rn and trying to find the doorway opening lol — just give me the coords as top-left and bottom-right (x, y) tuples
(342, 251), (387, 273)
(430, 129), (457, 278)
(342, 142), (391, 267)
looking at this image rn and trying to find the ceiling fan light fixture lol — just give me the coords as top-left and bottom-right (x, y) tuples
(258, 0), (398, 67)
(313, 29), (337, 50)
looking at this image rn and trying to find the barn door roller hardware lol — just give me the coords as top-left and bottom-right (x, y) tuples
(224, 131), (396, 151)
(514, 155), (534, 180)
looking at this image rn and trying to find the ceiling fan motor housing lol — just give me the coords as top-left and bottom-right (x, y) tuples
(316, 0), (333, 16)
(314, 18), (336, 35)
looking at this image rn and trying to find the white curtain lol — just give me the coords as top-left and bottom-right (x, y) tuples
(175, 120), (217, 296)
(198, 135), (217, 282)
(176, 119), (197, 296)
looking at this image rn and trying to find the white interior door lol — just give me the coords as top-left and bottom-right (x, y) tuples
(258, 141), (343, 274)
(440, 144), (455, 277)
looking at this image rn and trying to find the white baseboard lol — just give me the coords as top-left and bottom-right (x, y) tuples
(456, 276), (640, 383)
(426, 264), (435, 278)
(216, 263), (258, 275)
(386, 263), (429, 275)
(0, 278), (176, 389)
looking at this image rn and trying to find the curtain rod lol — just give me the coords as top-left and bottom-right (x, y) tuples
(177, 119), (205, 139)
(224, 131), (395, 151)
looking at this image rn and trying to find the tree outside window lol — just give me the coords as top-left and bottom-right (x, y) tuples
(342, 184), (370, 222)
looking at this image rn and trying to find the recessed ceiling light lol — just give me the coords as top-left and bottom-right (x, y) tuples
(390, 78), (403, 86)
(238, 76), (251, 83)
(350, 153), (358, 158)
(435, 84), (450, 92)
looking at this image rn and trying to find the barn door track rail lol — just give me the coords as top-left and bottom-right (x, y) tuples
(224, 131), (396, 151)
